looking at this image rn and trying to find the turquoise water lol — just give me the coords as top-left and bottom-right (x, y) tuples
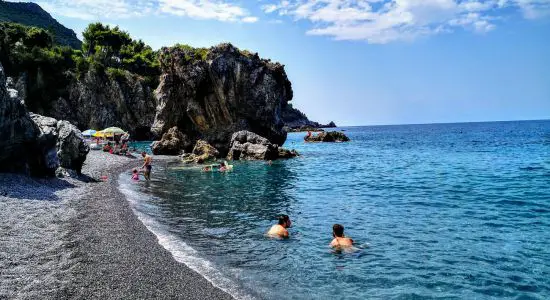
(120, 121), (550, 299)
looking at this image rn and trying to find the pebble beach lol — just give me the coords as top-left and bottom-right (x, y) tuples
(0, 151), (233, 299)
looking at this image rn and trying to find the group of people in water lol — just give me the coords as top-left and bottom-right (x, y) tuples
(202, 161), (232, 172)
(267, 215), (354, 249)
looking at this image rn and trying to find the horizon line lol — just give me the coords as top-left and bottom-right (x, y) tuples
(334, 118), (550, 128)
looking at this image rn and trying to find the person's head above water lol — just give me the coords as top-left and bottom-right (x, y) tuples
(333, 224), (345, 237)
(278, 214), (291, 228)
(141, 151), (146, 157)
(132, 168), (138, 174)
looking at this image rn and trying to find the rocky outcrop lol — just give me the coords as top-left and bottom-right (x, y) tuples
(0, 63), (40, 173)
(319, 121), (337, 128)
(152, 43), (293, 155)
(304, 131), (350, 143)
(182, 140), (220, 164)
(0, 63), (89, 176)
(281, 104), (337, 131)
(30, 113), (89, 175)
(227, 130), (298, 161)
(55, 70), (156, 140)
(151, 126), (193, 155)
(281, 104), (319, 129)
(56, 120), (89, 174)
(288, 125), (324, 133)
(30, 113), (60, 175)
(12, 69), (157, 140)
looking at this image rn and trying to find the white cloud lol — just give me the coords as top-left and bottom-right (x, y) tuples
(34, 0), (154, 20)
(262, 0), (550, 43)
(158, 0), (254, 22)
(24, 0), (257, 23)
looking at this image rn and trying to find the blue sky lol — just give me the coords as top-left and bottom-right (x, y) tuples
(11, 0), (550, 125)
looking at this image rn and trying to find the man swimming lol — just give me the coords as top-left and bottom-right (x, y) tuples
(267, 215), (291, 238)
(141, 152), (152, 180)
(330, 224), (354, 248)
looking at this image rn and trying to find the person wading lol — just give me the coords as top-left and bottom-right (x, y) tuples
(141, 152), (153, 180)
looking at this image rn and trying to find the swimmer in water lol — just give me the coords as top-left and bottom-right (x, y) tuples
(330, 224), (354, 248)
(266, 215), (291, 238)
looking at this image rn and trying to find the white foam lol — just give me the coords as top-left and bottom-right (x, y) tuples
(118, 179), (255, 300)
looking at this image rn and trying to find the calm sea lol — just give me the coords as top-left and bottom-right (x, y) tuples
(121, 121), (550, 299)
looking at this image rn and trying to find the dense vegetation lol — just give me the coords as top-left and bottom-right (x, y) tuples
(0, 0), (81, 48)
(0, 22), (76, 112)
(0, 21), (162, 112)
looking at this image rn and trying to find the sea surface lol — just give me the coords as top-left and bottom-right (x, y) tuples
(121, 121), (550, 299)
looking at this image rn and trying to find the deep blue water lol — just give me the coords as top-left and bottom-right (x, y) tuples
(120, 121), (550, 299)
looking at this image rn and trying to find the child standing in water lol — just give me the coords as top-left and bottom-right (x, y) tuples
(131, 168), (140, 181)
(330, 224), (354, 248)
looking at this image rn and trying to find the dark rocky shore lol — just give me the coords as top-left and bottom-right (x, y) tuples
(0, 151), (233, 299)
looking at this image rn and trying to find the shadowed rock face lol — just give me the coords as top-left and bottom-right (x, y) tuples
(152, 43), (293, 155)
(0, 63), (39, 173)
(1, 62), (89, 176)
(52, 70), (157, 140)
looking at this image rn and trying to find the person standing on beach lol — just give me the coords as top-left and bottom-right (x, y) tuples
(267, 215), (292, 238)
(141, 152), (152, 180)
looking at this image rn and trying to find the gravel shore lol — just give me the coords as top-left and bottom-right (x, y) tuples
(0, 151), (233, 300)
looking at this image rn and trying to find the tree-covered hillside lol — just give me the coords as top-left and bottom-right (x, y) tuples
(0, 0), (81, 48)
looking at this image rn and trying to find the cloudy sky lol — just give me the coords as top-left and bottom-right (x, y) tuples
(11, 0), (550, 125)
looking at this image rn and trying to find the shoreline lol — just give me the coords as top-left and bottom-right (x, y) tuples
(0, 151), (233, 299)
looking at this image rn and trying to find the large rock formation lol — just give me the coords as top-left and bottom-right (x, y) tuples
(0, 63), (40, 173)
(51, 70), (157, 140)
(227, 131), (298, 161)
(304, 131), (350, 143)
(0, 62), (89, 176)
(152, 43), (293, 155)
(30, 114), (89, 175)
(151, 126), (193, 155)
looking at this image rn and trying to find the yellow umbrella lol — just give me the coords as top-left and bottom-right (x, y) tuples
(102, 127), (126, 135)
(93, 131), (108, 138)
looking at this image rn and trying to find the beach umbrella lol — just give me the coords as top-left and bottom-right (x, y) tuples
(92, 131), (107, 138)
(82, 129), (97, 137)
(101, 127), (126, 135)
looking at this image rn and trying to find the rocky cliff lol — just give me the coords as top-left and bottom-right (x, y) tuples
(0, 63), (40, 173)
(0, 63), (88, 176)
(151, 43), (293, 154)
(51, 70), (157, 140)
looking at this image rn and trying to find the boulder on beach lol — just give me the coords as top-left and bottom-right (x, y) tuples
(304, 131), (350, 143)
(56, 120), (90, 174)
(151, 126), (193, 155)
(227, 130), (298, 160)
(0, 62), (89, 176)
(182, 140), (220, 164)
(31, 113), (90, 175)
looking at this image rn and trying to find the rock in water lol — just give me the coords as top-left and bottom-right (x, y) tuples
(151, 126), (193, 155)
(227, 130), (297, 160)
(182, 140), (220, 164)
(304, 131), (350, 143)
(0, 63), (40, 173)
(151, 43), (293, 155)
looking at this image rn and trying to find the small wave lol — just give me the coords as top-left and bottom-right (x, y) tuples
(118, 179), (255, 300)
(519, 166), (545, 171)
